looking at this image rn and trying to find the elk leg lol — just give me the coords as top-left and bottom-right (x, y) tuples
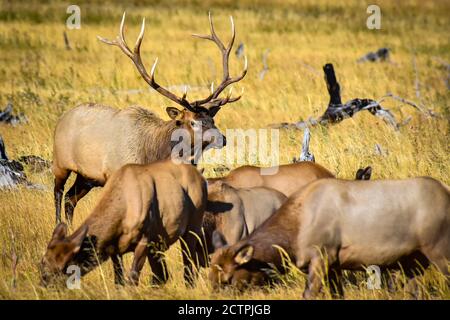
(64, 174), (93, 224)
(148, 248), (169, 285)
(303, 255), (325, 299)
(128, 239), (148, 286)
(327, 265), (344, 299)
(54, 167), (70, 224)
(344, 271), (358, 287)
(111, 255), (125, 286)
(381, 271), (396, 293)
(403, 269), (421, 299)
(180, 211), (204, 287)
(424, 249), (450, 288)
(195, 231), (210, 269)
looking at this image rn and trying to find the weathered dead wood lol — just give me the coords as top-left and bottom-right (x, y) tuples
(0, 102), (27, 126)
(270, 63), (427, 130)
(63, 31), (71, 50)
(0, 136), (46, 189)
(293, 127), (315, 163)
(357, 47), (390, 63)
(259, 49), (270, 80)
(432, 56), (450, 90)
(18, 155), (52, 173)
(374, 144), (388, 157)
(297, 61), (321, 77)
(355, 166), (372, 180)
(235, 42), (244, 58)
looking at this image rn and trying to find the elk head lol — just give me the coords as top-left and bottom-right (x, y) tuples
(39, 223), (93, 287)
(208, 231), (268, 290)
(98, 12), (247, 160)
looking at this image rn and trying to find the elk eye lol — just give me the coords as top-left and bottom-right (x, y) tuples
(175, 120), (182, 126)
(190, 121), (196, 127)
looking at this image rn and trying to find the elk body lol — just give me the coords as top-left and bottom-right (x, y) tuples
(198, 181), (286, 262)
(209, 177), (450, 298)
(53, 12), (247, 224)
(207, 162), (335, 198)
(41, 160), (207, 287)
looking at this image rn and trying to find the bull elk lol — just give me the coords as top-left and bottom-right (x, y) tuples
(53, 12), (247, 224)
(40, 160), (207, 287)
(209, 177), (450, 298)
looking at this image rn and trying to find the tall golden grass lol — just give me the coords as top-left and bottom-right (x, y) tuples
(0, 0), (448, 299)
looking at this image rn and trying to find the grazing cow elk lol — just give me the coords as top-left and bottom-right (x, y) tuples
(209, 177), (450, 298)
(198, 181), (286, 263)
(53, 12), (247, 223)
(40, 160), (207, 287)
(207, 162), (335, 198)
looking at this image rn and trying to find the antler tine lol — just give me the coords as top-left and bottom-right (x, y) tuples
(134, 17), (145, 54)
(207, 87), (244, 108)
(208, 11), (226, 51)
(191, 13), (247, 108)
(182, 85), (188, 100)
(226, 16), (236, 55)
(119, 12), (127, 45)
(192, 12), (226, 50)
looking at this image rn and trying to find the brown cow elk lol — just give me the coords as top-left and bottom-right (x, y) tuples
(41, 160), (207, 287)
(198, 181), (286, 265)
(209, 177), (450, 298)
(53, 12), (247, 224)
(206, 162), (335, 198)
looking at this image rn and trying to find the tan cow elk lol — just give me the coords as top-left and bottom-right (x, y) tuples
(40, 160), (207, 287)
(53, 12), (247, 223)
(197, 181), (287, 264)
(207, 162), (335, 198)
(209, 177), (450, 298)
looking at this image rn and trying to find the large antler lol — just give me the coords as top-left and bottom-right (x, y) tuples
(97, 12), (246, 113)
(97, 12), (197, 112)
(191, 12), (248, 108)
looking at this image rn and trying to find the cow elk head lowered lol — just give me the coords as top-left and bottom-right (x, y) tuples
(97, 12), (247, 152)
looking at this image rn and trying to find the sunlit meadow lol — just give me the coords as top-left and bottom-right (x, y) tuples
(0, 0), (448, 299)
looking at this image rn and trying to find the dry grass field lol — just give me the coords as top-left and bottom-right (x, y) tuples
(0, 0), (449, 300)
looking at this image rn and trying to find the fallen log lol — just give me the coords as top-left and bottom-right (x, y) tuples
(0, 136), (45, 189)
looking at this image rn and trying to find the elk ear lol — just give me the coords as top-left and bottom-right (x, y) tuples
(208, 106), (221, 118)
(166, 107), (182, 120)
(58, 225), (89, 267)
(234, 245), (254, 265)
(69, 225), (89, 254)
(212, 230), (227, 250)
(356, 166), (372, 180)
(51, 223), (68, 241)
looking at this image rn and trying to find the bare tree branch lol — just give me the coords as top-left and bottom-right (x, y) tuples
(63, 31), (71, 50)
(293, 127), (315, 163)
(259, 49), (270, 80)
